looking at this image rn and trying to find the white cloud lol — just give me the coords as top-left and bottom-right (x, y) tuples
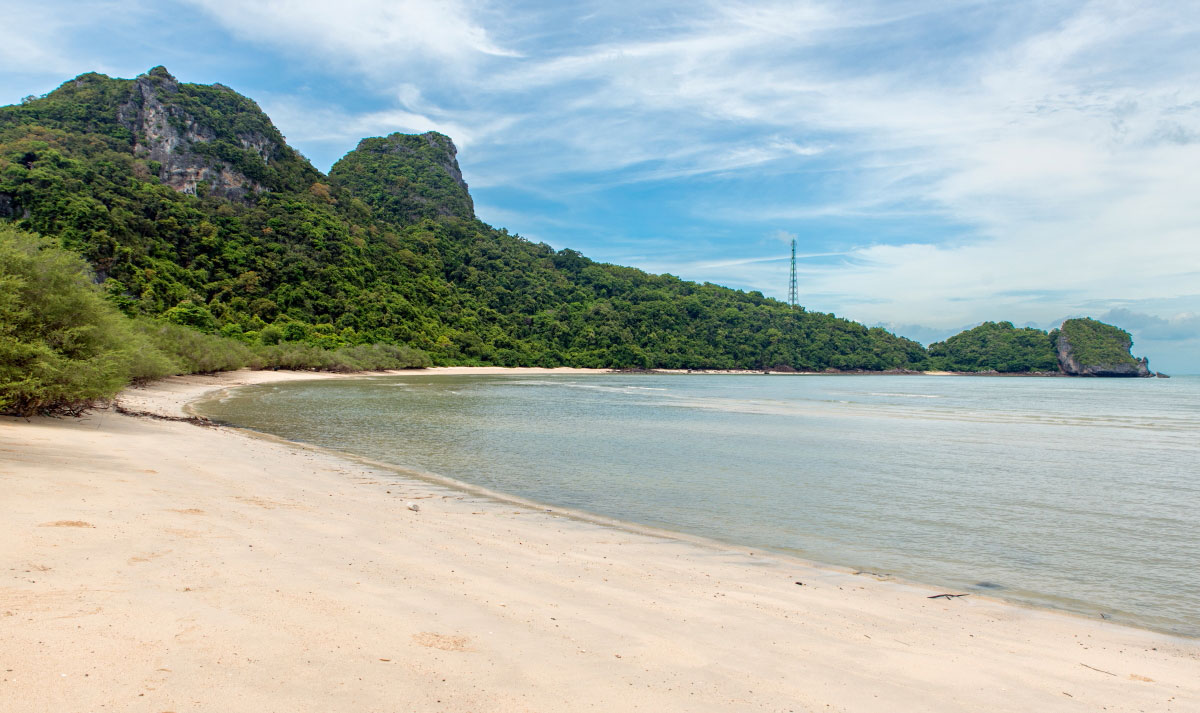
(0, 1), (149, 85)
(185, 0), (518, 78)
(1098, 308), (1200, 342)
(259, 97), (484, 148)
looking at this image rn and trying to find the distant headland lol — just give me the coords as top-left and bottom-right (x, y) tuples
(927, 318), (1159, 378)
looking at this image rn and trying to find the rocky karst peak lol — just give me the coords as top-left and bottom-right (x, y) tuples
(327, 131), (476, 223)
(115, 66), (282, 200)
(1053, 318), (1151, 377)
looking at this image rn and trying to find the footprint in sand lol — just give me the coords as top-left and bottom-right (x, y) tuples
(234, 496), (301, 510)
(128, 550), (172, 564)
(412, 632), (472, 652)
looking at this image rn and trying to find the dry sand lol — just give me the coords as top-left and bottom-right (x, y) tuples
(2, 368), (1196, 712)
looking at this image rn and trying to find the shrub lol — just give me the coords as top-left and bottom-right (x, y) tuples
(334, 343), (432, 370)
(0, 227), (429, 415)
(0, 227), (174, 414)
(255, 341), (431, 372)
(255, 342), (336, 370)
(133, 319), (258, 374)
(258, 323), (284, 345)
(163, 299), (218, 332)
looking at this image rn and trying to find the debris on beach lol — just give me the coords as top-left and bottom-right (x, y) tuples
(853, 570), (892, 580)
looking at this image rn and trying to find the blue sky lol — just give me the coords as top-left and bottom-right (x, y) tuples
(3, 1), (1199, 371)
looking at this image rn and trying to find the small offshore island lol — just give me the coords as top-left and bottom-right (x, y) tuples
(2, 67), (1195, 712)
(926, 317), (1161, 377)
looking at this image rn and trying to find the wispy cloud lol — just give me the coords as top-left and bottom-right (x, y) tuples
(186, 0), (519, 77)
(0, 1), (156, 89)
(693, 251), (848, 269)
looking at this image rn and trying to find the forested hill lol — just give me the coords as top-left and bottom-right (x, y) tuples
(927, 319), (1153, 376)
(0, 66), (929, 370)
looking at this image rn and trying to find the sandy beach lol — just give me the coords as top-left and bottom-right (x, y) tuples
(2, 368), (1196, 712)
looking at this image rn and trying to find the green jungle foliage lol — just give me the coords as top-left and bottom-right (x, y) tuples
(927, 321), (1059, 372)
(0, 226), (174, 414)
(0, 67), (931, 373)
(0, 225), (431, 414)
(1052, 318), (1137, 367)
(329, 132), (475, 223)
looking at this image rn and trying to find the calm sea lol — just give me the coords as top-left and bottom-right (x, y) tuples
(196, 373), (1200, 636)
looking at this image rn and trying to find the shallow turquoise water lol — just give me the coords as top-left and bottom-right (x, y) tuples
(197, 373), (1200, 636)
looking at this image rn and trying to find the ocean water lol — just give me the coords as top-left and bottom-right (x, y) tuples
(196, 373), (1200, 636)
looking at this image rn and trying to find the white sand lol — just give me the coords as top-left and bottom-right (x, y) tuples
(2, 369), (1196, 712)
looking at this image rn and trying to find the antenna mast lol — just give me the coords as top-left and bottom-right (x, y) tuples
(787, 238), (798, 309)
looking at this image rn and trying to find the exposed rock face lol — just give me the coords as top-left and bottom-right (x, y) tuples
(328, 131), (475, 224)
(1055, 329), (1151, 377)
(0, 193), (13, 219)
(116, 67), (271, 200)
(417, 132), (472, 201)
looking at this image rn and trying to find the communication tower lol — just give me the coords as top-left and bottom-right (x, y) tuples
(787, 238), (798, 309)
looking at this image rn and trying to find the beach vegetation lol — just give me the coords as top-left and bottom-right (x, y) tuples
(257, 342), (432, 372)
(0, 224), (432, 415)
(134, 318), (257, 374)
(0, 226), (174, 415)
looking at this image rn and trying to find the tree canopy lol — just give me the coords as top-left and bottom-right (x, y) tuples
(928, 321), (1058, 373)
(1052, 318), (1138, 368)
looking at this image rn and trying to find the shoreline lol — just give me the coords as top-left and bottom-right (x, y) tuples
(3, 368), (1197, 711)
(418, 366), (1147, 378)
(187, 368), (1196, 637)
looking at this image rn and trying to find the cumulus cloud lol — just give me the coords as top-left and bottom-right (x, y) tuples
(1098, 309), (1200, 342)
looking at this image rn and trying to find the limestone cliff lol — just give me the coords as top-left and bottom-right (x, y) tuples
(328, 131), (475, 224)
(1053, 318), (1151, 377)
(114, 67), (265, 199)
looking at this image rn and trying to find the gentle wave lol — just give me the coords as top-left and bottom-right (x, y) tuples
(645, 392), (1200, 432)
